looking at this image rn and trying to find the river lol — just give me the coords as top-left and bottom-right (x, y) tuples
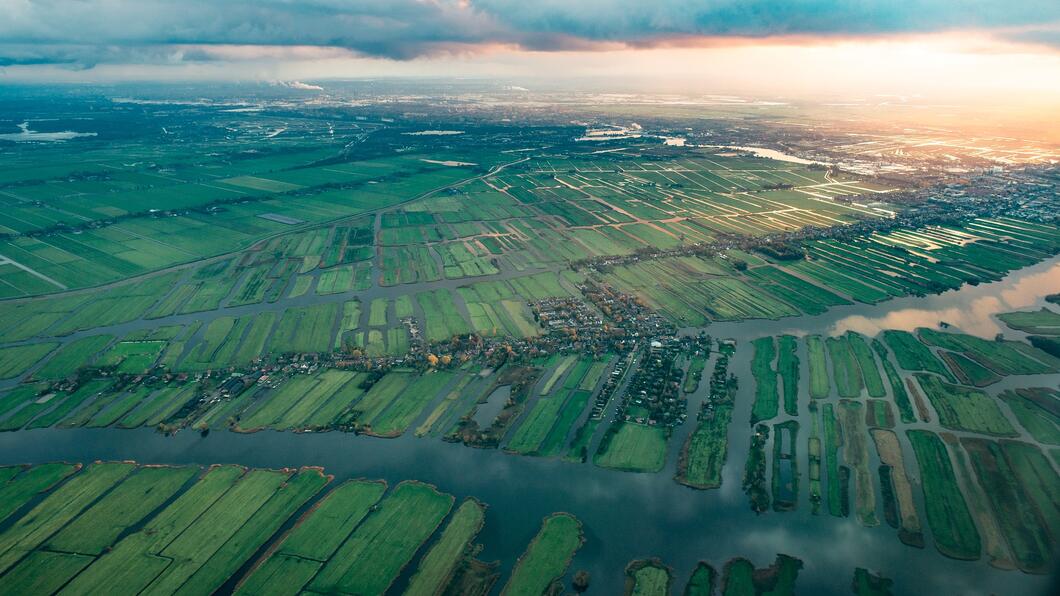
(1, 257), (1058, 594)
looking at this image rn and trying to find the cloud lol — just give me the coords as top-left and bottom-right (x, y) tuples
(282, 81), (324, 91)
(997, 24), (1060, 49)
(1, 0), (1058, 68)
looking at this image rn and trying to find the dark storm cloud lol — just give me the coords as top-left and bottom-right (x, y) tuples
(2, 0), (1058, 67)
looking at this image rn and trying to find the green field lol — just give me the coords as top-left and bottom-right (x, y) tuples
(998, 388), (1060, 445)
(720, 554), (802, 596)
(507, 357), (594, 455)
(236, 479), (387, 594)
(914, 374), (1016, 436)
(0, 463), (80, 523)
(906, 430), (981, 560)
(268, 303), (338, 354)
(99, 339), (167, 374)
(806, 335), (830, 399)
(826, 335), (864, 398)
(871, 339), (917, 423)
(594, 423), (670, 473)
(237, 369), (359, 431)
(364, 370), (453, 436)
(31, 335), (113, 379)
(961, 438), (1053, 573)
(919, 328), (1059, 376)
(624, 559), (672, 596)
(0, 342), (58, 379)
(60, 465), (323, 594)
(501, 513), (583, 596)
(846, 332), (885, 398)
(677, 404), (734, 489)
(837, 402), (877, 526)
(405, 498), (487, 596)
(308, 481), (454, 594)
(750, 337), (778, 424)
(416, 289), (472, 342)
(777, 335), (799, 416)
(0, 461), (135, 575)
(882, 330), (953, 380)
(44, 466), (198, 555)
(997, 308), (1060, 335)
(683, 562), (717, 596)
(822, 404), (843, 517)
(941, 351), (1002, 387)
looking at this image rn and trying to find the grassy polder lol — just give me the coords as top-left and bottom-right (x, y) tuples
(676, 403), (734, 490)
(236, 479), (387, 594)
(750, 336), (778, 424)
(0, 463), (80, 524)
(683, 562), (717, 596)
(777, 335), (800, 416)
(906, 430), (981, 560)
(870, 429), (923, 548)
(720, 554), (802, 596)
(827, 335), (864, 398)
(914, 374), (1016, 437)
(806, 335), (830, 399)
(501, 513), (584, 596)
(308, 481), (454, 594)
(594, 422), (670, 473)
(882, 330), (953, 380)
(998, 388), (1060, 445)
(0, 342), (58, 380)
(961, 438), (1053, 573)
(997, 308), (1060, 335)
(405, 498), (487, 596)
(623, 558), (672, 596)
(871, 339), (916, 423)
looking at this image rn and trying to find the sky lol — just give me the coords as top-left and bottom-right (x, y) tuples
(2, 1), (1059, 103)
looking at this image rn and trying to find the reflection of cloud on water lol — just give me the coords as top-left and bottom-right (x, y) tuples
(734, 520), (1008, 596)
(831, 300), (1002, 337)
(999, 263), (1060, 308)
(830, 263), (1060, 338)
(735, 521), (875, 570)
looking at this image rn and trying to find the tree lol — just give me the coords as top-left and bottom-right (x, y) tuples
(572, 570), (591, 593)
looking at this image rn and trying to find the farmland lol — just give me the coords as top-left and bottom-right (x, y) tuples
(750, 337), (778, 424)
(623, 559), (672, 595)
(593, 422), (670, 473)
(506, 356), (603, 457)
(0, 461), (606, 595)
(307, 481), (454, 594)
(4, 139), (1054, 374)
(501, 513), (584, 596)
(404, 499), (487, 596)
(907, 430), (981, 560)
(914, 375), (1017, 436)
(0, 320), (1054, 587)
(0, 91), (1059, 596)
(742, 326), (1060, 566)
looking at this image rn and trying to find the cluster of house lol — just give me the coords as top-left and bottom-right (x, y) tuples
(614, 337), (688, 428)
